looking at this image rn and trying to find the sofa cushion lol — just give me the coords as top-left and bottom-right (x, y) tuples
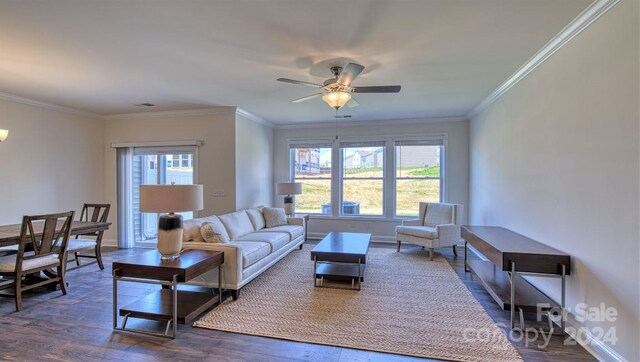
(219, 211), (254, 240)
(262, 207), (287, 228)
(230, 241), (271, 268)
(183, 215), (229, 243)
(236, 232), (289, 253)
(200, 221), (230, 244)
(396, 225), (437, 239)
(245, 208), (266, 231)
(424, 203), (454, 227)
(258, 225), (303, 240)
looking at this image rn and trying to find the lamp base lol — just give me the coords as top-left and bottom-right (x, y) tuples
(158, 213), (183, 260)
(283, 195), (294, 216)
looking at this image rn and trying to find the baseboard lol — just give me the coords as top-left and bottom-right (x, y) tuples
(563, 315), (626, 362)
(101, 239), (118, 247)
(307, 232), (396, 243)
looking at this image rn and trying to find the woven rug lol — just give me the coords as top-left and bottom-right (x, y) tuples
(194, 246), (522, 362)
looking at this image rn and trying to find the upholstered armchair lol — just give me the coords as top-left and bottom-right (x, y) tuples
(395, 202), (464, 260)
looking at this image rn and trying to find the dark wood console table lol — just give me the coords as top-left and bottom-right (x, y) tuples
(462, 226), (570, 331)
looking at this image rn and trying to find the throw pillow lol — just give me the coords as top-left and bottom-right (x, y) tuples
(262, 207), (288, 228)
(245, 208), (266, 230)
(200, 222), (230, 244)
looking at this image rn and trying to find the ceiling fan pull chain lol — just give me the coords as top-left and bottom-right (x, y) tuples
(335, 109), (339, 140)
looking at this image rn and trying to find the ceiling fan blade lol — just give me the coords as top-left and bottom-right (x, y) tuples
(277, 78), (323, 88)
(346, 97), (360, 108)
(337, 63), (365, 86)
(291, 93), (323, 103)
(352, 85), (401, 93)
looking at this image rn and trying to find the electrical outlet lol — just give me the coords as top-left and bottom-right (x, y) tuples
(212, 189), (225, 197)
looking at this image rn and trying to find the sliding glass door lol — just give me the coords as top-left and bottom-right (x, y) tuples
(131, 147), (197, 246)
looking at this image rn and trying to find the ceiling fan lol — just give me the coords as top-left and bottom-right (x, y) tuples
(277, 63), (401, 110)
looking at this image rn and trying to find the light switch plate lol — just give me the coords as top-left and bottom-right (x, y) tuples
(212, 189), (225, 197)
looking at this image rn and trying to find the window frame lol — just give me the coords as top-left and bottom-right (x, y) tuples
(288, 140), (334, 215)
(287, 134), (447, 220)
(339, 141), (386, 217)
(393, 142), (444, 218)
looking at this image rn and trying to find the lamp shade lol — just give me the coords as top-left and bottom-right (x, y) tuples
(0, 129), (8, 142)
(276, 182), (302, 196)
(140, 184), (203, 213)
(322, 92), (351, 109)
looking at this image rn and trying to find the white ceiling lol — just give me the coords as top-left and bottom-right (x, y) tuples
(0, 0), (591, 124)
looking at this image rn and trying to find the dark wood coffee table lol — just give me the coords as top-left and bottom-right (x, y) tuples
(311, 232), (371, 290)
(112, 249), (224, 339)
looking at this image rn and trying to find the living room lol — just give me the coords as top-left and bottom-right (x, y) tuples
(0, 0), (637, 361)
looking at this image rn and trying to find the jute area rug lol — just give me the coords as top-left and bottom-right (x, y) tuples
(194, 246), (522, 362)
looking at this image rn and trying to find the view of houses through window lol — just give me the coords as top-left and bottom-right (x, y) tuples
(292, 144), (332, 214)
(290, 138), (443, 217)
(341, 143), (385, 216)
(395, 142), (441, 216)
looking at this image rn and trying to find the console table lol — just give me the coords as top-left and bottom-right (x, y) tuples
(462, 226), (570, 331)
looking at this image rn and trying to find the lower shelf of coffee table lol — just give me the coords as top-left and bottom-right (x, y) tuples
(315, 263), (366, 282)
(119, 289), (220, 324)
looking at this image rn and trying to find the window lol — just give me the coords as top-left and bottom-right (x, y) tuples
(290, 142), (332, 214)
(341, 141), (385, 216)
(287, 135), (445, 219)
(395, 140), (443, 216)
(131, 147), (196, 246)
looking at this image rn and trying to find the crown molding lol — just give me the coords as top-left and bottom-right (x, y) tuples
(274, 116), (467, 130)
(0, 91), (101, 118)
(467, 0), (621, 119)
(102, 106), (238, 120)
(236, 108), (274, 128)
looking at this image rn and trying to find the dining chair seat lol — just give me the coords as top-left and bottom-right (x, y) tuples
(58, 239), (96, 252)
(0, 252), (60, 273)
(65, 203), (110, 271)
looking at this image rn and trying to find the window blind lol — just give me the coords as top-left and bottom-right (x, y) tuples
(339, 140), (386, 148)
(394, 138), (444, 146)
(289, 141), (333, 149)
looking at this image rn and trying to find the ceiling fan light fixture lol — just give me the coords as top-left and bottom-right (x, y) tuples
(322, 92), (352, 110)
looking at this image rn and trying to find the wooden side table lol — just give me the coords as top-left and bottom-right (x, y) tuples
(112, 249), (224, 339)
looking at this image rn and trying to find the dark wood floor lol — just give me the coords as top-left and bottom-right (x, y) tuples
(0, 244), (594, 361)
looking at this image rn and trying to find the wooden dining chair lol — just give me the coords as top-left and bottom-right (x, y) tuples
(65, 203), (110, 271)
(0, 211), (74, 311)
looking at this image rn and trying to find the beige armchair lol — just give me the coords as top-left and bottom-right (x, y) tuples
(396, 202), (463, 260)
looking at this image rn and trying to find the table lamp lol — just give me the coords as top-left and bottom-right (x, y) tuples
(276, 182), (302, 216)
(140, 183), (203, 260)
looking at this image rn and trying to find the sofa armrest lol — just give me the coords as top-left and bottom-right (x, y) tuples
(436, 224), (461, 246)
(286, 217), (304, 226)
(401, 219), (422, 226)
(182, 242), (242, 287)
(287, 217), (306, 240)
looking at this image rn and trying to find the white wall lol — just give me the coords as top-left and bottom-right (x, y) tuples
(103, 108), (238, 242)
(0, 98), (104, 224)
(235, 112), (274, 209)
(273, 118), (469, 241)
(469, 1), (639, 360)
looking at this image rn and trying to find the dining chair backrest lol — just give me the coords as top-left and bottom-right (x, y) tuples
(80, 203), (110, 223)
(76, 203), (110, 239)
(17, 211), (74, 273)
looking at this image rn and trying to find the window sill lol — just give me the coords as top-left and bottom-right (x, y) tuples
(305, 215), (416, 222)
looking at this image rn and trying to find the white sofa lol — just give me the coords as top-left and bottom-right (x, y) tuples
(181, 208), (305, 300)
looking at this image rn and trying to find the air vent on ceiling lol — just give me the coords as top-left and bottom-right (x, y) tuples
(334, 115), (352, 119)
(135, 103), (155, 107)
